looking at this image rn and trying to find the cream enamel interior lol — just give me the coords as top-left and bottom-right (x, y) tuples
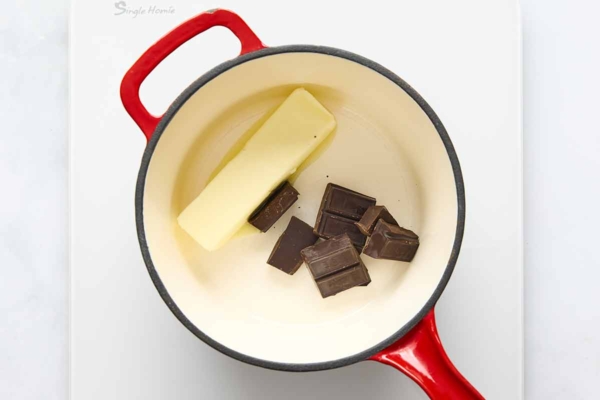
(142, 52), (459, 364)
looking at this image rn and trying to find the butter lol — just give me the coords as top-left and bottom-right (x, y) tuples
(232, 223), (260, 240)
(178, 88), (336, 251)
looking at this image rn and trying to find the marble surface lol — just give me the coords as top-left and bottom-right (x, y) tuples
(1, 0), (599, 399)
(0, 1), (68, 399)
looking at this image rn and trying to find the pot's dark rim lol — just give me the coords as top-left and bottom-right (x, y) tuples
(135, 45), (465, 372)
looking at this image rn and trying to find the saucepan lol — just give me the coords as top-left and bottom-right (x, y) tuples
(120, 9), (483, 399)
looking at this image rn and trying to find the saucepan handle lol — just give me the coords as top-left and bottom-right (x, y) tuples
(120, 9), (266, 141)
(370, 309), (485, 399)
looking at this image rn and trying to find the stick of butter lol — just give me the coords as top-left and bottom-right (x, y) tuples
(178, 88), (336, 251)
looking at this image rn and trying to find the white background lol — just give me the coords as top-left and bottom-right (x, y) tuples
(0, 1), (599, 400)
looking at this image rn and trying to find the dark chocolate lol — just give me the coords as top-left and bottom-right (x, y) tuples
(363, 220), (419, 262)
(314, 184), (375, 250)
(267, 217), (319, 275)
(301, 234), (371, 298)
(317, 183), (376, 220)
(317, 212), (368, 250)
(355, 205), (398, 236)
(249, 181), (299, 232)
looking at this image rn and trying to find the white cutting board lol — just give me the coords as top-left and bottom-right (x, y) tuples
(70, 0), (522, 399)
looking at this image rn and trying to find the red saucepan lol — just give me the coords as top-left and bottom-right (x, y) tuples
(120, 9), (483, 399)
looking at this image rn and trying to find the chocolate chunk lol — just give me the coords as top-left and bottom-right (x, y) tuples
(363, 220), (419, 262)
(355, 206), (398, 236)
(267, 217), (319, 275)
(317, 183), (376, 220)
(316, 265), (371, 297)
(314, 184), (375, 250)
(301, 234), (371, 298)
(249, 181), (299, 232)
(318, 212), (368, 251)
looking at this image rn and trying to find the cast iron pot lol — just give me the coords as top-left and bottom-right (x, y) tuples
(120, 9), (483, 400)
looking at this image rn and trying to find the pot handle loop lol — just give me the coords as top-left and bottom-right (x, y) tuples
(370, 309), (485, 400)
(120, 9), (266, 141)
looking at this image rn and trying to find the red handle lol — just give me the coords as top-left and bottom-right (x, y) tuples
(370, 309), (485, 400)
(120, 9), (266, 141)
